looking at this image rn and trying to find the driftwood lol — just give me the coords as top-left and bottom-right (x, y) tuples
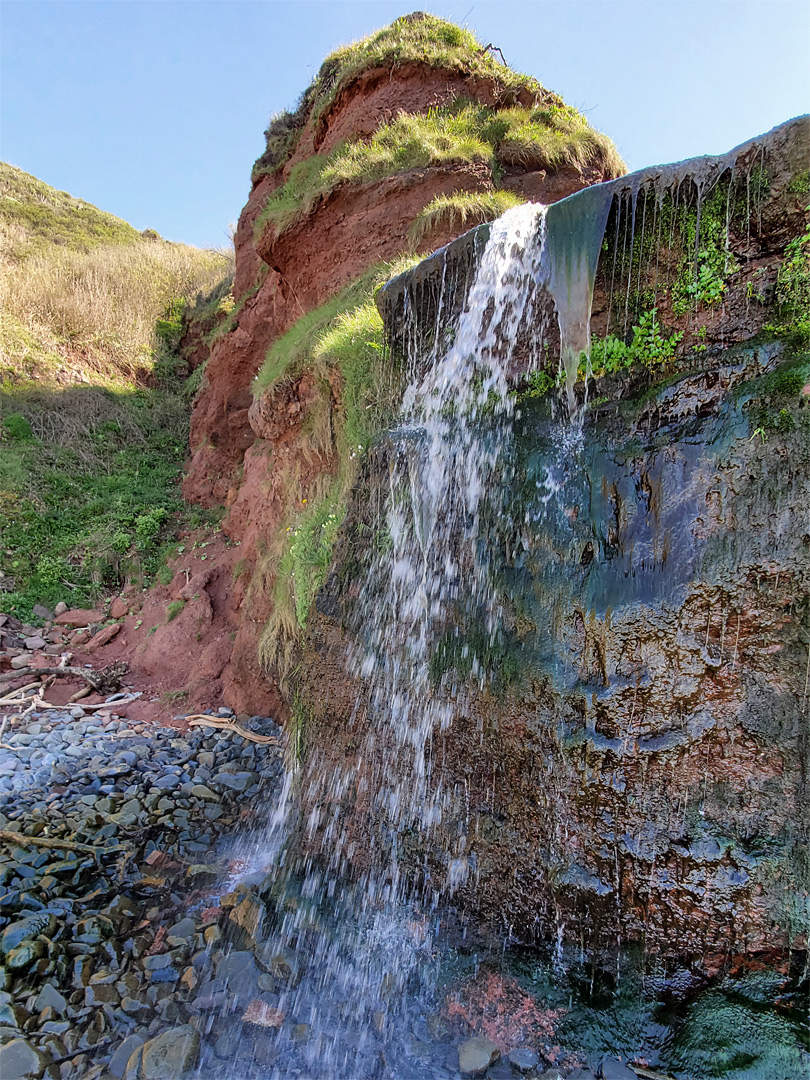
(185, 714), (282, 747)
(0, 681), (41, 705)
(0, 663), (127, 692)
(0, 828), (127, 857)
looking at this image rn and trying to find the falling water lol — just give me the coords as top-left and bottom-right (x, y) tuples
(351, 202), (548, 837)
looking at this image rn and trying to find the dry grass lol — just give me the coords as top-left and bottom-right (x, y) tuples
(1, 239), (232, 387)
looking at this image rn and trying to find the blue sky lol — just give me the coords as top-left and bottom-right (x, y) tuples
(2, 1), (808, 248)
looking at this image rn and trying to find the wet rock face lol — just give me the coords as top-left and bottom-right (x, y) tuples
(301, 334), (809, 965)
(297, 108), (810, 969)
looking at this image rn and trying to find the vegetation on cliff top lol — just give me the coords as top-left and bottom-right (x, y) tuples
(0, 164), (232, 619)
(252, 12), (553, 180)
(255, 100), (624, 243)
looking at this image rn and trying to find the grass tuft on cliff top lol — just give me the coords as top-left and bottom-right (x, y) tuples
(253, 13), (551, 180)
(408, 190), (526, 247)
(254, 100), (625, 243)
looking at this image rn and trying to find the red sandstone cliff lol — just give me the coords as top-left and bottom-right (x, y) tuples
(150, 39), (623, 713)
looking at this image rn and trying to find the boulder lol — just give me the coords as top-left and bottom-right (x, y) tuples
(110, 596), (130, 619)
(85, 622), (122, 649)
(509, 1047), (540, 1073)
(458, 1036), (500, 1075)
(140, 1025), (200, 1079)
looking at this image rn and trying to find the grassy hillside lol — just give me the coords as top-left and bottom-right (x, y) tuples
(0, 162), (141, 258)
(0, 163), (232, 620)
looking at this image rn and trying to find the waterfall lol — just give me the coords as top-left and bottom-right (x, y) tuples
(351, 202), (548, 838)
(208, 204), (575, 1080)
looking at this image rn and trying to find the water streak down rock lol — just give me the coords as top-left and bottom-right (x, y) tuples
(297, 115), (810, 968)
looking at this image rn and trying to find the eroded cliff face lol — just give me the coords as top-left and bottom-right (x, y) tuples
(171, 54), (620, 712)
(293, 117), (810, 967)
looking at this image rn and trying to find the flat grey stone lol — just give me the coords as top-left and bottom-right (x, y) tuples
(0, 1038), (46, 1079)
(34, 981), (67, 1014)
(110, 1034), (145, 1078)
(600, 1059), (638, 1080)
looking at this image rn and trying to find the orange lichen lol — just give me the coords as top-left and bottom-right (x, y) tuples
(444, 969), (566, 1056)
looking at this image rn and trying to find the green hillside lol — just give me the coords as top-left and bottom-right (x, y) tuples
(0, 165), (232, 621)
(0, 162), (142, 260)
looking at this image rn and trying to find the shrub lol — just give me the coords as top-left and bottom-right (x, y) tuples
(2, 413), (34, 441)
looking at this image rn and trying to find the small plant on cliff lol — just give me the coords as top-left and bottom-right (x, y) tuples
(670, 183), (741, 316)
(588, 309), (683, 377)
(287, 502), (345, 628)
(166, 599), (185, 622)
(775, 215), (810, 321)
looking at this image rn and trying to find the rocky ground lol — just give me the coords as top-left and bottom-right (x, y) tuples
(0, 701), (655, 1080)
(0, 610), (654, 1080)
(0, 694), (286, 1080)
